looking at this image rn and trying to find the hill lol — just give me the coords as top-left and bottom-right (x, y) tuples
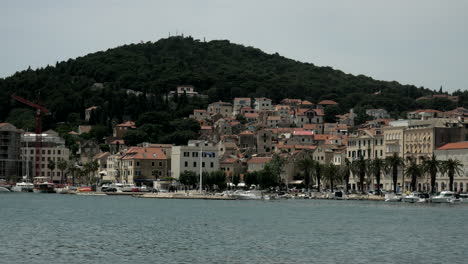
(0, 36), (456, 132)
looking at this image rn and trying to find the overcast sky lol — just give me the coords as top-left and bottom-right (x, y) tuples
(1, 0), (467, 92)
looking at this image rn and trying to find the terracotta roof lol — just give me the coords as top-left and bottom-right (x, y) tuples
(314, 134), (331, 141)
(234, 97), (251, 101)
(230, 121), (240, 126)
(201, 126), (212, 130)
(437, 142), (468, 150)
(313, 109), (325, 116)
(293, 131), (314, 136)
(267, 116), (281, 121)
(318, 100), (338, 105)
(116, 121), (136, 128)
(280, 98), (302, 104)
(275, 105), (291, 110)
(86, 106), (98, 111)
(295, 145), (317, 150)
(122, 147), (167, 160)
(410, 109), (442, 113)
(240, 130), (254, 135)
(247, 157), (272, 164)
(244, 113), (259, 118)
(303, 124), (320, 130)
(194, 109), (207, 112)
(110, 140), (125, 145)
(95, 152), (110, 160)
(300, 100), (313, 105)
(221, 158), (238, 164)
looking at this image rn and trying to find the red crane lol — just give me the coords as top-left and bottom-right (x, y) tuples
(11, 94), (50, 180)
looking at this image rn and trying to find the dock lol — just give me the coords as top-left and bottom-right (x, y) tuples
(137, 193), (236, 200)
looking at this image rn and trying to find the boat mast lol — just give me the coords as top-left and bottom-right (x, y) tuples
(199, 143), (203, 193)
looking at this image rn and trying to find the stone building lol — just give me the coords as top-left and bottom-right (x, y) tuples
(171, 141), (219, 179)
(0, 123), (22, 182)
(120, 147), (169, 185)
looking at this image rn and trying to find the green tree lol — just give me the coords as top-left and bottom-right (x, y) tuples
(57, 159), (68, 184)
(369, 158), (386, 194)
(313, 161), (323, 192)
(84, 161), (99, 186)
(441, 158), (463, 192)
(296, 154), (315, 189)
(47, 160), (56, 182)
(179, 170), (198, 189)
(123, 129), (149, 146)
(404, 157), (423, 192)
(341, 158), (352, 193)
(421, 155), (443, 194)
(324, 105), (342, 123)
(269, 154), (286, 188)
(323, 163), (341, 192)
(385, 153), (405, 193)
(351, 156), (367, 194)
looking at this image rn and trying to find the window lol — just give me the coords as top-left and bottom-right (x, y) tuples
(184, 161), (188, 167)
(48, 150), (51, 155)
(192, 152), (198, 157)
(183, 152), (190, 157)
(58, 150), (61, 155)
(210, 162), (214, 168)
(202, 162), (205, 168)
(193, 162), (197, 167)
(152, 162), (155, 167)
(159, 162), (162, 167)
(136, 162), (140, 166)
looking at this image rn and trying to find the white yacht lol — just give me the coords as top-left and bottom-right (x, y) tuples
(230, 190), (263, 200)
(11, 182), (34, 192)
(459, 193), (468, 203)
(430, 191), (457, 203)
(384, 193), (402, 202)
(55, 186), (77, 194)
(402, 192), (428, 203)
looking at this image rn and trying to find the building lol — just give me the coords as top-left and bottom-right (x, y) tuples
(247, 156), (272, 172)
(0, 123), (22, 182)
(169, 85), (200, 97)
(171, 141), (219, 179)
(113, 121), (136, 139)
(434, 142), (468, 192)
(366, 109), (389, 119)
(233, 97), (251, 116)
(207, 101), (233, 117)
(21, 130), (70, 182)
(85, 106), (98, 122)
(120, 147), (169, 185)
(407, 109), (442, 120)
(346, 129), (385, 161)
(294, 108), (324, 128)
(253, 97), (273, 111)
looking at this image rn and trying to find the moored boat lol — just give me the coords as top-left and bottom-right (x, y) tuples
(11, 182), (34, 192)
(55, 185), (77, 194)
(402, 192), (428, 203)
(384, 193), (402, 202)
(430, 191), (457, 203)
(230, 190), (263, 200)
(0, 186), (11, 192)
(33, 182), (55, 193)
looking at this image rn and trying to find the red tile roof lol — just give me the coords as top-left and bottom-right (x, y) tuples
(240, 130), (254, 135)
(122, 147), (167, 160)
(437, 142), (468, 150)
(293, 131), (314, 136)
(247, 157), (272, 164)
(116, 121), (136, 128)
(244, 113), (259, 118)
(318, 100), (338, 105)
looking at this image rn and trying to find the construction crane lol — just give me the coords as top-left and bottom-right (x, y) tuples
(11, 94), (50, 180)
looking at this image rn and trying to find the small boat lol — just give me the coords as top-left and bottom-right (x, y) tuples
(402, 192), (428, 203)
(11, 182), (34, 192)
(230, 190), (262, 200)
(55, 186), (77, 194)
(33, 182), (55, 193)
(385, 193), (402, 202)
(0, 186), (11, 192)
(430, 191), (457, 203)
(459, 193), (468, 203)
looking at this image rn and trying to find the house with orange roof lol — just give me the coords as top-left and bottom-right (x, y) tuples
(239, 130), (256, 149)
(254, 97), (273, 111)
(434, 142), (468, 192)
(208, 101), (233, 118)
(113, 121), (136, 139)
(294, 108), (324, 128)
(316, 100), (338, 109)
(233, 97), (252, 116)
(244, 113), (260, 123)
(120, 147), (169, 184)
(247, 156), (272, 172)
(220, 157), (244, 177)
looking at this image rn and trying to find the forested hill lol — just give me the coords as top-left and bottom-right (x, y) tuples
(0, 36), (455, 131)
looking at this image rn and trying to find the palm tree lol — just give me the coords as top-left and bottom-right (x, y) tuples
(84, 161), (99, 186)
(422, 154), (443, 194)
(404, 157), (422, 192)
(342, 158), (351, 193)
(47, 160), (56, 182)
(369, 158), (386, 195)
(57, 159), (68, 184)
(385, 153), (405, 193)
(324, 163), (341, 192)
(313, 161), (323, 192)
(296, 154), (315, 190)
(351, 156), (367, 194)
(441, 158), (463, 192)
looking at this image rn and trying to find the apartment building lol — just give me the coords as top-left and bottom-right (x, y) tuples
(171, 141), (219, 179)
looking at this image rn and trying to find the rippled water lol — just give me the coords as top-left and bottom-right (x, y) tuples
(1, 193), (467, 264)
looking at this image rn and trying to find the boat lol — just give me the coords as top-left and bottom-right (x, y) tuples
(11, 182), (34, 192)
(33, 182), (55, 193)
(430, 191), (457, 203)
(402, 192), (428, 203)
(333, 191), (345, 200)
(384, 193), (402, 202)
(230, 190), (263, 200)
(55, 185), (77, 194)
(459, 193), (468, 203)
(0, 186), (11, 192)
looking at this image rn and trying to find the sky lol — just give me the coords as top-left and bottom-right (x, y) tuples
(1, 0), (467, 92)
